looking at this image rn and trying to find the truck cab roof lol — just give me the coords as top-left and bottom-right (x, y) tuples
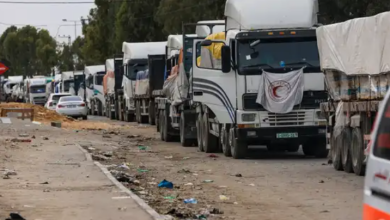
(122, 41), (167, 61)
(84, 65), (105, 75)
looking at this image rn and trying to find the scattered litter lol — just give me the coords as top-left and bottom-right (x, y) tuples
(118, 163), (130, 170)
(11, 138), (31, 143)
(178, 169), (191, 174)
(32, 135), (36, 139)
(184, 183), (194, 186)
(219, 185), (227, 188)
(137, 169), (149, 173)
(3, 169), (17, 176)
(193, 173), (198, 176)
(0, 117), (11, 124)
(219, 195), (230, 201)
(103, 151), (113, 157)
(158, 179), (173, 189)
(148, 182), (157, 185)
(210, 208), (224, 214)
(183, 157), (190, 160)
(102, 135), (112, 138)
(319, 180), (325, 183)
(19, 134), (29, 138)
(118, 207), (127, 211)
(111, 171), (134, 183)
(249, 183), (255, 187)
(40, 181), (49, 184)
(320, 210), (329, 213)
(42, 137), (49, 140)
(164, 195), (176, 200)
(138, 146), (148, 151)
(234, 202), (238, 205)
(138, 191), (148, 195)
(5, 213), (26, 220)
(203, 180), (213, 183)
(165, 155), (173, 159)
(43, 189), (50, 192)
(133, 180), (141, 185)
(23, 205), (35, 208)
(88, 147), (96, 151)
(32, 121), (41, 125)
(92, 154), (111, 161)
(184, 198), (198, 204)
(235, 173), (242, 177)
(208, 154), (218, 158)
(127, 135), (140, 138)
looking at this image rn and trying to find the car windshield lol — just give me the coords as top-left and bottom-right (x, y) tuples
(60, 96), (82, 102)
(52, 95), (70, 102)
(30, 85), (46, 93)
(95, 72), (105, 85)
(237, 37), (320, 74)
(127, 64), (147, 80)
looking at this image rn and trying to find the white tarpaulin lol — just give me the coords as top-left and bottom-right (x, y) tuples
(317, 12), (390, 75)
(256, 68), (304, 114)
(162, 65), (189, 106)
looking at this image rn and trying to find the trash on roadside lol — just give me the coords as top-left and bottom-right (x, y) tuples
(2, 169), (17, 176)
(219, 195), (230, 201)
(92, 154), (111, 161)
(184, 198), (198, 204)
(137, 169), (149, 173)
(138, 191), (148, 195)
(165, 155), (173, 159)
(138, 146), (148, 151)
(164, 195), (176, 201)
(203, 180), (213, 183)
(133, 180), (141, 185)
(210, 208), (224, 214)
(40, 181), (49, 184)
(158, 179), (173, 189)
(234, 202), (238, 205)
(103, 151), (113, 157)
(11, 138), (31, 143)
(183, 157), (190, 160)
(127, 134), (140, 138)
(208, 154), (218, 158)
(184, 182), (194, 186)
(111, 171), (134, 183)
(235, 173), (242, 177)
(178, 169), (191, 174)
(88, 147), (96, 151)
(118, 163), (130, 170)
(148, 182), (157, 185)
(19, 134), (29, 138)
(43, 137), (49, 140)
(219, 185), (227, 188)
(249, 183), (255, 186)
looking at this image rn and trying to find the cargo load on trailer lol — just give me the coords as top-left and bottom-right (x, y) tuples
(318, 12), (390, 176)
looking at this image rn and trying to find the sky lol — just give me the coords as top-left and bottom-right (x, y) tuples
(0, 1), (95, 44)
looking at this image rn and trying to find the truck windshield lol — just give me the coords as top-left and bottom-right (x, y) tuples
(64, 80), (74, 92)
(30, 85), (46, 93)
(95, 72), (105, 86)
(237, 37), (320, 74)
(127, 64), (147, 81)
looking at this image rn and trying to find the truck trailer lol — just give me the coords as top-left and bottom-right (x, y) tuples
(318, 12), (390, 176)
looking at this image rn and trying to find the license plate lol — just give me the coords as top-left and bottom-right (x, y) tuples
(68, 105), (76, 108)
(276, 133), (298, 138)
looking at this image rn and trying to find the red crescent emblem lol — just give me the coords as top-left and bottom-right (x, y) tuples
(272, 86), (282, 98)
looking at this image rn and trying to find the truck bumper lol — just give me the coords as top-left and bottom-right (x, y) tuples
(236, 126), (326, 145)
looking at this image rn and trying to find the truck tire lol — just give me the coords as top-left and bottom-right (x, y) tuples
(163, 108), (174, 142)
(136, 100), (141, 123)
(341, 128), (353, 173)
(149, 100), (155, 125)
(160, 110), (165, 141)
(351, 127), (365, 176)
(202, 113), (218, 153)
(302, 139), (327, 158)
(90, 101), (95, 115)
(156, 110), (160, 132)
(332, 131), (343, 171)
(229, 127), (247, 159)
(180, 113), (193, 147)
(221, 125), (232, 157)
(196, 113), (204, 152)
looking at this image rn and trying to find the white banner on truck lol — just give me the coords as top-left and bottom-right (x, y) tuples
(256, 68), (304, 114)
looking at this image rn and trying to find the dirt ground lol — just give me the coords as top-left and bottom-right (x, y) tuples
(0, 115), (363, 220)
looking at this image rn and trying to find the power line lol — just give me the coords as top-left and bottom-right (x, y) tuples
(0, 22), (82, 27)
(0, 0), (94, 3)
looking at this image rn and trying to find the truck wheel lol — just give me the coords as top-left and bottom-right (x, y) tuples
(149, 101), (155, 125)
(196, 113), (204, 152)
(180, 113), (193, 147)
(351, 127), (365, 176)
(332, 131), (343, 171)
(90, 101), (95, 115)
(136, 100), (141, 123)
(341, 128), (353, 173)
(221, 125), (232, 157)
(202, 113), (218, 153)
(163, 109), (174, 142)
(229, 127), (247, 159)
(140, 116), (148, 124)
(156, 110), (160, 132)
(160, 110), (165, 141)
(302, 139), (327, 158)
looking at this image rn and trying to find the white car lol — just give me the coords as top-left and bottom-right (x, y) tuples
(56, 96), (88, 120)
(45, 93), (72, 110)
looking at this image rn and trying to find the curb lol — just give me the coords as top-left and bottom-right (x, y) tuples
(76, 144), (168, 220)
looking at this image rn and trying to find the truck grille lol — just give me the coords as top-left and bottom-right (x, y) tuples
(267, 112), (306, 126)
(243, 91), (327, 111)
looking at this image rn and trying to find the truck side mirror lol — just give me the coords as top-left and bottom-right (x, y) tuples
(221, 45), (231, 73)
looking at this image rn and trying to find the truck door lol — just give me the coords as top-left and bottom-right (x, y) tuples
(364, 91), (390, 219)
(192, 39), (236, 124)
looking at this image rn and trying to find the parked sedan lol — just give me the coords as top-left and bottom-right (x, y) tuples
(45, 93), (71, 110)
(56, 96), (88, 120)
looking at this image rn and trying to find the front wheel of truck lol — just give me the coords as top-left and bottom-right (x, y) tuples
(302, 138), (328, 158)
(229, 128), (247, 159)
(221, 125), (232, 157)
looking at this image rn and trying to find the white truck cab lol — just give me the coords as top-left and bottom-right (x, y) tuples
(25, 78), (48, 105)
(192, 0), (327, 158)
(84, 65), (106, 115)
(122, 42), (167, 119)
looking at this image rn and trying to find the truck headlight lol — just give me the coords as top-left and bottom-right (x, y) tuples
(241, 113), (256, 122)
(315, 111), (325, 120)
